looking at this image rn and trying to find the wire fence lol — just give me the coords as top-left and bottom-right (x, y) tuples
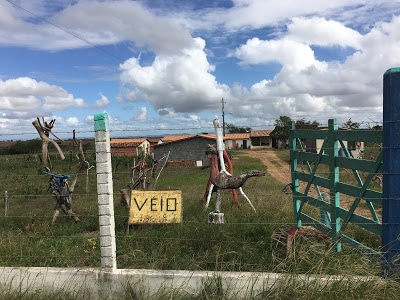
(0, 121), (389, 274)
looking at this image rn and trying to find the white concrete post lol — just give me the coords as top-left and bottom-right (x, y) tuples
(94, 113), (117, 272)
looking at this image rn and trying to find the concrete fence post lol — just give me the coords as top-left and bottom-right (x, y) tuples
(94, 113), (117, 272)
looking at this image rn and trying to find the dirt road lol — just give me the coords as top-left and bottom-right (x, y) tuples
(245, 149), (374, 217)
(243, 150), (291, 185)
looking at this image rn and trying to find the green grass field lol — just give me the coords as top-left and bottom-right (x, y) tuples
(0, 146), (381, 272)
(0, 145), (398, 299)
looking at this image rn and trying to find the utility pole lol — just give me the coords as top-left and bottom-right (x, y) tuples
(221, 98), (226, 136)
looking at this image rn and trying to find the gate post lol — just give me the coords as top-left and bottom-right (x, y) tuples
(382, 68), (400, 275)
(94, 113), (117, 272)
(327, 119), (341, 252)
(290, 121), (301, 228)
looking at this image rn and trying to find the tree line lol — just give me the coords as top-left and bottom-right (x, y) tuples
(0, 139), (43, 155)
(0, 139), (95, 155)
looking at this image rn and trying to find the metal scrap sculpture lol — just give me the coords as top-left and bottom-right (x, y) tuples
(204, 118), (265, 213)
(45, 171), (80, 223)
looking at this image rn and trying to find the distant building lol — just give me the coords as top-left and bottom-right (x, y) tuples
(302, 127), (365, 156)
(110, 138), (150, 157)
(110, 129), (275, 166)
(250, 130), (273, 149)
(154, 134), (216, 165)
(224, 133), (251, 149)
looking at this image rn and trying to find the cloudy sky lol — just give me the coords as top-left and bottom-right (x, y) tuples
(1, 0), (400, 140)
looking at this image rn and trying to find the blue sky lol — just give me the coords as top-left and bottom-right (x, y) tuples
(1, 0), (400, 140)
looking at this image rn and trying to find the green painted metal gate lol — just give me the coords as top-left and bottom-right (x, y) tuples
(290, 119), (382, 259)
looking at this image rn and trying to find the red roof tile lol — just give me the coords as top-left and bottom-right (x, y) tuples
(110, 138), (148, 147)
(250, 130), (272, 137)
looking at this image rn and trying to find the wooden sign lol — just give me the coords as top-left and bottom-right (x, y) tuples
(129, 190), (182, 224)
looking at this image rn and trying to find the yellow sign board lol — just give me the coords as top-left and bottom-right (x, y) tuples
(129, 190), (182, 224)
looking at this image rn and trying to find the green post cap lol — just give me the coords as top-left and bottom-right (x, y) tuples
(384, 68), (400, 75)
(94, 113), (109, 131)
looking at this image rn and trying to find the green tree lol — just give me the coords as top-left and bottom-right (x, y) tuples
(295, 118), (320, 130)
(342, 118), (361, 129)
(8, 139), (42, 155)
(372, 125), (382, 130)
(270, 116), (292, 145)
(225, 123), (251, 134)
(341, 118), (362, 150)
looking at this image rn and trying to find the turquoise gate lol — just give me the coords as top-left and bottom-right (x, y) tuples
(289, 119), (383, 259)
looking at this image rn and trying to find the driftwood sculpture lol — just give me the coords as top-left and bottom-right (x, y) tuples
(32, 117), (81, 223)
(120, 157), (151, 207)
(120, 153), (169, 207)
(32, 117), (65, 170)
(205, 118), (265, 213)
(69, 139), (94, 194)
